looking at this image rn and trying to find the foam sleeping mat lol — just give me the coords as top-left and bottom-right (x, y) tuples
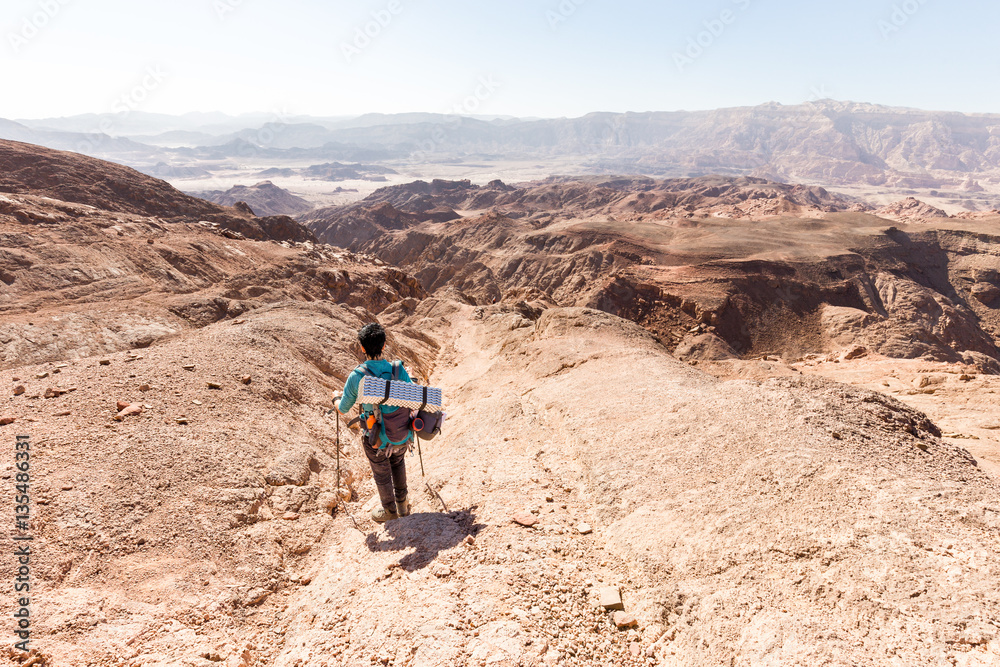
(359, 377), (444, 413)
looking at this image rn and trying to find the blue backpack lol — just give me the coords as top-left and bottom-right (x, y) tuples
(353, 361), (413, 450)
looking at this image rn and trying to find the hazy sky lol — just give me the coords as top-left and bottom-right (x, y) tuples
(2, 0), (997, 119)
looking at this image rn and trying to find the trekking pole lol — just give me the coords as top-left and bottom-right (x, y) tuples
(416, 432), (425, 477)
(335, 407), (341, 494)
(415, 424), (448, 512)
(329, 395), (343, 493)
(325, 406), (342, 499)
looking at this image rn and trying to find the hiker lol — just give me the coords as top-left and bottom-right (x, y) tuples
(334, 323), (413, 523)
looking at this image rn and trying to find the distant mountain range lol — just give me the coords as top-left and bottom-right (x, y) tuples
(5, 102), (1000, 192)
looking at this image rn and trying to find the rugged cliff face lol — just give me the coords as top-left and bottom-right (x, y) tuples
(304, 178), (1000, 370)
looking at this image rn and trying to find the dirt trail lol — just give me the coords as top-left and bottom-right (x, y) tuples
(269, 302), (652, 666)
(261, 302), (1000, 667)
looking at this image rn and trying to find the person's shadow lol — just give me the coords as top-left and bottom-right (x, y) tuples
(364, 507), (484, 572)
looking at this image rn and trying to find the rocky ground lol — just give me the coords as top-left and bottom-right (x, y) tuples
(3, 142), (1000, 666)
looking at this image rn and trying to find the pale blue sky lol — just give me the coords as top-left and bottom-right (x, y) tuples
(1, 0), (996, 119)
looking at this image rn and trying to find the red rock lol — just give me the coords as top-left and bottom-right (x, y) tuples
(0, 417), (14, 426)
(875, 197), (948, 220)
(512, 513), (538, 528)
(13, 385), (25, 396)
(116, 400), (130, 411)
(120, 405), (143, 417)
(613, 611), (638, 629)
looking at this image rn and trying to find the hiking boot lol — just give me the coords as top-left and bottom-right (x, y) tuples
(371, 505), (398, 523)
(396, 495), (410, 517)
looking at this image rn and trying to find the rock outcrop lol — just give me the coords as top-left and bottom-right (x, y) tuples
(192, 180), (314, 217)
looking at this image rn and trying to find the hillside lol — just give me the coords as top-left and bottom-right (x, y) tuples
(0, 139), (315, 243)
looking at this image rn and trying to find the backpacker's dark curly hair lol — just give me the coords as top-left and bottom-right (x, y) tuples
(358, 323), (386, 359)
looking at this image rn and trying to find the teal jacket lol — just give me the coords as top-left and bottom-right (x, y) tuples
(338, 359), (412, 446)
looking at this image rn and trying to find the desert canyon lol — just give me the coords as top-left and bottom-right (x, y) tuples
(2, 102), (1000, 667)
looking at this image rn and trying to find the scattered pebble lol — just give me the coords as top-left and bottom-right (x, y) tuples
(843, 346), (868, 360)
(99, 359), (111, 366)
(241, 375), (252, 385)
(432, 564), (453, 578)
(192, 400), (203, 406)
(282, 512), (300, 521)
(182, 364), (195, 371)
(577, 523), (593, 535)
(60, 484), (74, 491)
(13, 385), (25, 396)
(115, 404), (143, 421)
(139, 384), (151, 392)
(513, 512), (538, 528)
(599, 587), (624, 610)
(207, 382), (222, 390)
(55, 411), (71, 417)
(116, 400), (130, 411)
(175, 417), (190, 425)
(0, 417), (14, 426)
(613, 611), (638, 629)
